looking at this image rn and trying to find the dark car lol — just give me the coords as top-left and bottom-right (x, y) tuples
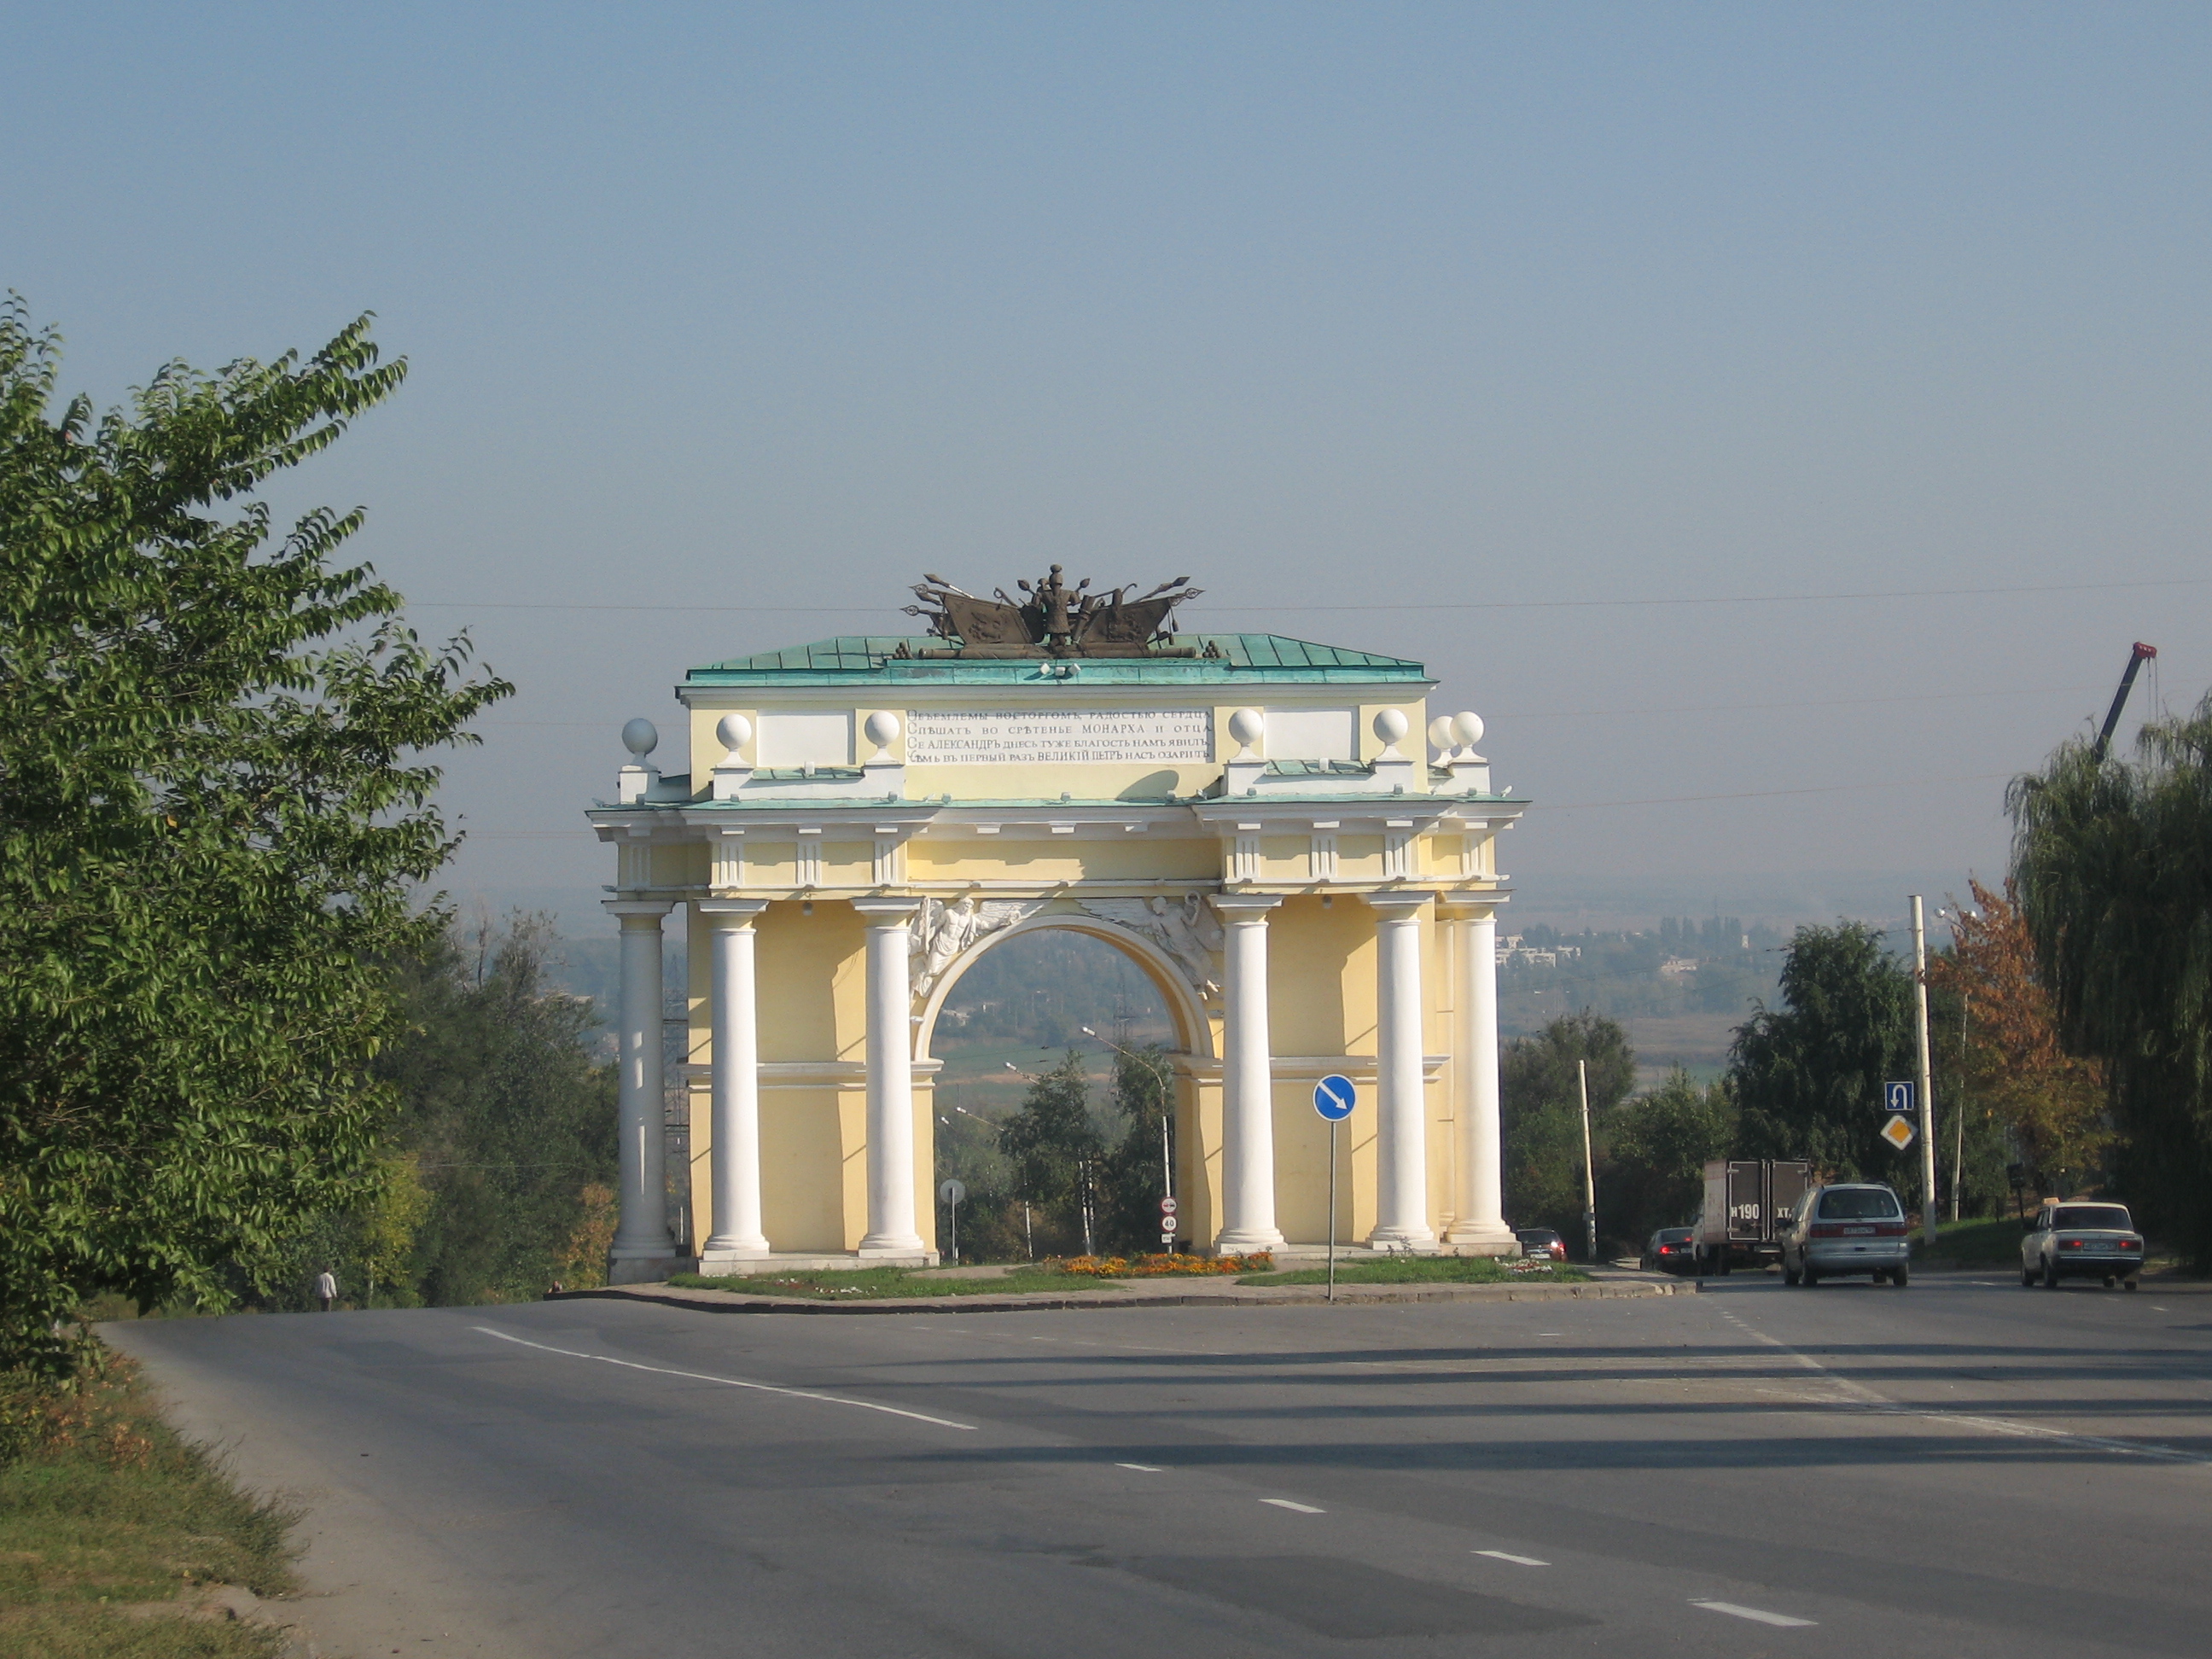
(1642, 1226), (1696, 1274)
(2023, 1202), (2145, 1289)
(1516, 1227), (1567, 1262)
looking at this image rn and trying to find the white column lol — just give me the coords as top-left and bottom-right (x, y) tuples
(1444, 905), (1516, 1250)
(1212, 894), (1285, 1253)
(698, 899), (771, 1261)
(853, 898), (927, 1256)
(605, 899), (676, 1281)
(1368, 893), (1437, 1249)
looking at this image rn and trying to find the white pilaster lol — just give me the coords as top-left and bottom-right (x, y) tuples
(605, 899), (677, 1281)
(852, 897), (928, 1255)
(1212, 893), (1286, 1253)
(1443, 904), (1516, 1250)
(1367, 892), (1437, 1249)
(697, 899), (771, 1263)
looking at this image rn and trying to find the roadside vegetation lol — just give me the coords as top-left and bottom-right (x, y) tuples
(0, 302), (513, 1371)
(0, 1352), (294, 1656)
(669, 1265), (1128, 1300)
(1909, 1218), (2037, 1270)
(1237, 1258), (1592, 1288)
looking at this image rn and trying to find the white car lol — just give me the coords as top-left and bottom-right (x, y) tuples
(2022, 1202), (2145, 1289)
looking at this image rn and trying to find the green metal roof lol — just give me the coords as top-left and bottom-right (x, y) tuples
(684, 634), (1429, 690)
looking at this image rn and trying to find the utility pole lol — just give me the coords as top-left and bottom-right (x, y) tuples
(1910, 895), (1940, 1249)
(1577, 1059), (1598, 1265)
(1952, 993), (1969, 1224)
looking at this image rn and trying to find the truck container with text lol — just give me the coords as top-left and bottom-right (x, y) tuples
(1692, 1160), (1813, 1273)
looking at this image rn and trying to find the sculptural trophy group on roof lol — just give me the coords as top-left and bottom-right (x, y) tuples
(903, 566), (1204, 659)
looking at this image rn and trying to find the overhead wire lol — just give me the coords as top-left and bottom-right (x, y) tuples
(403, 572), (2212, 618)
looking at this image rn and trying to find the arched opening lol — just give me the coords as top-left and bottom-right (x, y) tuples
(919, 920), (1204, 1262)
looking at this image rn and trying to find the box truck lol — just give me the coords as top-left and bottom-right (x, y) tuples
(1692, 1160), (1813, 1273)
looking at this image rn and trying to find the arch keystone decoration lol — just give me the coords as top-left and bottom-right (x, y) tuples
(586, 573), (1524, 1282)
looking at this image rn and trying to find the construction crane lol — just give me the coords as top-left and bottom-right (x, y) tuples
(2091, 642), (2158, 762)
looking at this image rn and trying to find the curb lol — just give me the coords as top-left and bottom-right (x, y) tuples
(550, 1278), (1698, 1317)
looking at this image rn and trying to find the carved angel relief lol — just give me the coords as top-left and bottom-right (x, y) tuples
(910, 892), (1226, 1006)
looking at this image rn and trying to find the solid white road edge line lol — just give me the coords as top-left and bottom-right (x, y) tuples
(473, 1327), (979, 1431)
(1691, 1600), (1816, 1628)
(1474, 1551), (1550, 1566)
(1260, 1499), (1326, 1513)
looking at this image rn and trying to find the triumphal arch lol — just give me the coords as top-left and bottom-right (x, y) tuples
(587, 571), (1525, 1282)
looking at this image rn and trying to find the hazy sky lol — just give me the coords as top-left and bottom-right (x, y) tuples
(12, 4), (2209, 928)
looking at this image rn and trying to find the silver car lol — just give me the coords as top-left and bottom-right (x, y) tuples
(1781, 1182), (1912, 1287)
(2022, 1201), (2145, 1289)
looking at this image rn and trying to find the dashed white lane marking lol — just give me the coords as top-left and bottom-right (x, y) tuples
(474, 1328), (979, 1431)
(1692, 1600), (1815, 1628)
(1709, 1309), (2206, 1464)
(1116, 1462), (1166, 1471)
(1260, 1498), (1326, 1513)
(1474, 1550), (1550, 1566)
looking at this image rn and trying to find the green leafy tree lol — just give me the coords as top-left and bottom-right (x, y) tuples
(1097, 1045), (1176, 1254)
(1729, 923), (1917, 1189)
(1601, 1068), (1737, 1245)
(379, 915), (618, 1305)
(0, 300), (509, 1368)
(2011, 698), (2212, 1266)
(998, 1050), (1104, 1254)
(1501, 1012), (1635, 1245)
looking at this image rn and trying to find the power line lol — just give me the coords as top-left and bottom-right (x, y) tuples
(469, 679), (2104, 732)
(403, 573), (2212, 618)
(1522, 770), (2017, 814)
(451, 767), (2023, 840)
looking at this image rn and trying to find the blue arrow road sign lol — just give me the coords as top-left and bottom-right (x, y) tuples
(1314, 1074), (1357, 1121)
(1884, 1080), (1915, 1115)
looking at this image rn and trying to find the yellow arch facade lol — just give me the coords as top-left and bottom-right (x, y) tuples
(587, 611), (1525, 1280)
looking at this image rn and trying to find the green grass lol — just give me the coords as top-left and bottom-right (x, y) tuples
(667, 1265), (1127, 1300)
(0, 1353), (296, 1657)
(1236, 1256), (1594, 1287)
(1914, 1216), (2036, 1268)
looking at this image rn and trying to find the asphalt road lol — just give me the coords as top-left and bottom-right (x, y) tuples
(108, 1270), (2212, 1659)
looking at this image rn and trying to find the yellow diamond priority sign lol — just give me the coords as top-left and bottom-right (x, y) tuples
(1880, 1113), (1916, 1151)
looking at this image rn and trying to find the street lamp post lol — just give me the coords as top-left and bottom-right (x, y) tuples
(1085, 1025), (1175, 1249)
(1910, 895), (1940, 1249)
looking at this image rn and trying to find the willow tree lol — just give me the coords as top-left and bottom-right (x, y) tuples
(0, 300), (510, 1369)
(2011, 699), (2212, 1267)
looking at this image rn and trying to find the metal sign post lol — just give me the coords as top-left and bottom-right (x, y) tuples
(939, 1179), (965, 1264)
(1313, 1074), (1357, 1302)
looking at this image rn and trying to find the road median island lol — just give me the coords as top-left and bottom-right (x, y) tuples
(554, 1273), (1696, 1317)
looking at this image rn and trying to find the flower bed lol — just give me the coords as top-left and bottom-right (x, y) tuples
(1060, 1252), (1274, 1278)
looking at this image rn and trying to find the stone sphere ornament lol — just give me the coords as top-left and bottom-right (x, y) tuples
(622, 718), (660, 758)
(714, 713), (753, 754)
(863, 709), (902, 753)
(1427, 715), (1457, 753)
(1372, 707), (1410, 748)
(1452, 710), (1485, 748)
(1227, 707), (1266, 753)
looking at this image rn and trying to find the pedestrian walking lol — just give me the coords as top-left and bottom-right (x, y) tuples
(315, 1269), (337, 1313)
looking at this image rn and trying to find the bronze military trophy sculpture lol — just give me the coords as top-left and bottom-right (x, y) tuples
(904, 567), (1203, 659)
